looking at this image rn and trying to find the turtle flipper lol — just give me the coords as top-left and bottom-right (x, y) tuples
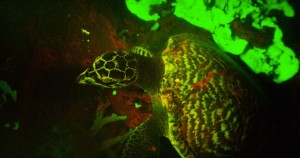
(122, 120), (160, 158)
(122, 102), (168, 158)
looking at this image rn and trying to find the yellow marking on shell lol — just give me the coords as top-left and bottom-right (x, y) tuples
(179, 84), (187, 95)
(190, 108), (197, 116)
(192, 74), (199, 84)
(195, 100), (200, 109)
(182, 53), (191, 70)
(224, 131), (230, 139)
(200, 133), (205, 141)
(194, 118), (201, 145)
(211, 110), (216, 125)
(131, 46), (153, 57)
(163, 38), (174, 53)
(201, 124), (206, 130)
(216, 108), (223, 116)
(183, 71), (192, 85)
(203, 109), (208, 125)
(162, 55), (176, 74)
(221, 123), (227, 132)
(212, 131), (220, 145)
(197, 52), (207, 61)
(202, 94), (209, 108)
(226, 110), (232, 120)
(187, 114), (194, 147)
(233, 117), (237, 123)
(209, 93), (217, 100)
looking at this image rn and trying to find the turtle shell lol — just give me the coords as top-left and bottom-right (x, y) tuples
(159, 34), (270, 157)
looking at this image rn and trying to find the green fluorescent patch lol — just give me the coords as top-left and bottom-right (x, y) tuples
(240, 47), (271, 74)
(134, 102), (142, 108)
(125, 0), (299, 83)
(267, 43), (299, 83)
(212, 24), (248, 55)
(13, 121), (20, 130)
(125, 0), (166, 21)
(151, 22), (160, 31)
(112, 90), (117, 96)
(81, 28), (90, 35)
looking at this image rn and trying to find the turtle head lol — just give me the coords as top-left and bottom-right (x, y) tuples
(76, 50), (138, 88)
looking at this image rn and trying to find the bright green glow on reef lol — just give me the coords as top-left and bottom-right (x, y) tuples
(13, 121), (19, 130)
(81, 28), (90, 35)
(173, 0), (295, 32)
(268, 43), (299, 83)
(125, 0), (298, 83)
(134, 102), (142, 108)
(112, 90), (117, 96)
(241, 16), (299, 83)
(212, 24), (248, 55)
(241, 43), (299, 83)
(125, 0), (166, 21)
(151, 22), (160, 31)
(240, 48), (272, 74)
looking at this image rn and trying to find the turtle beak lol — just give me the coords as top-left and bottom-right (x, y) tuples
(76, 69), (99, 86)
(76, 74), (84, 84)
(76, 69), (89, 84)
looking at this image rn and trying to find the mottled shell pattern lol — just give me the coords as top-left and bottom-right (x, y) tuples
(159, 34), (267, 157)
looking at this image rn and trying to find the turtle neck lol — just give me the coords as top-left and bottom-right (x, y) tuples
(133, 54), (164, 97)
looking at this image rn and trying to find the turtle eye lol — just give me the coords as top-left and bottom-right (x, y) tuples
(77, 50), (138, 88)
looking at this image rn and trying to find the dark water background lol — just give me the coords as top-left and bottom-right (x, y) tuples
(0, 0), (300, 157)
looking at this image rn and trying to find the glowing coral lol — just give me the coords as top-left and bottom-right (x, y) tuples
(125, 0), (299, 83)
(89, 109), (127, 137)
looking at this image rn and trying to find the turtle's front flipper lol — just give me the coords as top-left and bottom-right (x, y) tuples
(122, 120), (160, 158)
(122, 102), (167, 158)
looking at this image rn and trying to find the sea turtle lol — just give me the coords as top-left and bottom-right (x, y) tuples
(77, 33), (271, 158)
